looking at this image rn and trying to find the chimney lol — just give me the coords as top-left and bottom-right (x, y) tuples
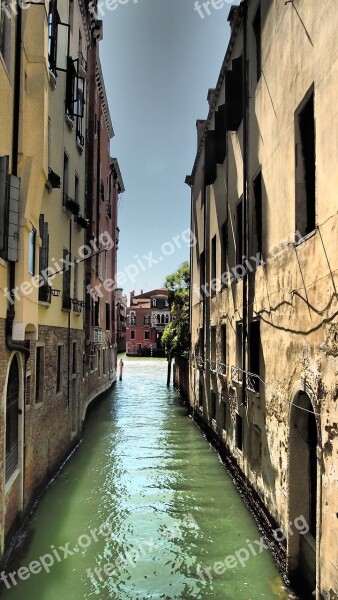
(227, 5), (241, 31)
(207, 88), (216, 109)
(130, 291), (135, 305)
(196, 119), (207, 148)
(140, 289), (143, 295)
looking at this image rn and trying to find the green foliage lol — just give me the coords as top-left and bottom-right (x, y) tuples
(162, 261), (190, 357)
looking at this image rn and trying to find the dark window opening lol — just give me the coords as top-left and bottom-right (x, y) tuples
(210, 327), (216, 364)
(29, 229), (36, 276)
(235, 322), (243, 382)
(199, 383), (203, 407)
(62, 249), (71, 310)
(253, 5), (262, 82)
(236, 199), (243, 272)
(308, 409), (317, 538)
(200, 250), (205, 300)
(253, 171), (263, 259)
(211, 235), (217, 295)
(221, 221), (228, 288)
(144, 330), (150, 340)
(236, 413), (243, 451)
(211, 391), (216, 420)
(199, 326), (204, 361)
(225, 56), (243, 131)
(204, 130), (217, 186)
(94, 298), (100, 327)
(223, 401), (227, 431)
(35, 346), (44, 403)
(106, 302), (111, 331)
(6, 357), (19, 482)
(295, 90), (316, 238)
(39, 215), (50, 303)
(221, 324), (227, 366)
(130, 330), (135, 340)
(249, 320), (260, 393)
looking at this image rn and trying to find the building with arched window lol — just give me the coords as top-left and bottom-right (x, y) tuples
(126, 289), (171, 356)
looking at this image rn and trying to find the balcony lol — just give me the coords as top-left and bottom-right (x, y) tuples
(74, 214), (89, 229)
(63, 193), (80, 215)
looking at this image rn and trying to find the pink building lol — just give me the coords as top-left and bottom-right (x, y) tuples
(126, 289), (171, 357)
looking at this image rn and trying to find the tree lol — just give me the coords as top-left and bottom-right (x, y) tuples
(162, 261), (190, 357)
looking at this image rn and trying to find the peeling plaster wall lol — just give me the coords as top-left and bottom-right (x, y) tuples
(188, 1), (338, 597)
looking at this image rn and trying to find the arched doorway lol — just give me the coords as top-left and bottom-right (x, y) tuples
(6, 356), (20, 482)
(289, 391), (318, 594)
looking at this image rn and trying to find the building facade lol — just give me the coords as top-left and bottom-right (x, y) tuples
(0, 0), (123, 558)
(116, 288), (127, 354)
(187, 2), (338, 599)
(126, 289), (170, 357)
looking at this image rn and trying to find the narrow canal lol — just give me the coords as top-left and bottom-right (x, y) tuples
(1, 358), (292, 600)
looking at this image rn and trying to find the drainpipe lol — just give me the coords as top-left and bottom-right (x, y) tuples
(241, 0), (248, 407)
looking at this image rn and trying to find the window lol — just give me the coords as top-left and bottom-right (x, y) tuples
(211, 391), (216, 420)
(39, 215), (50, 302)
(56, 345), (63, 393)
(25, 374), (31, 406)
(94, 298), (100, 326)
(62, 249), (71, 310)
(29, 229), (36, 276)
(199, 326), (204, 361)
(211, 235), (217, 295)
(144, 331), (150, 340)
(130, 314), (136, 326)
(221, 324), (227, 367)
(72, 341), (77, 375)
(221, 221), (228, 287)
(0, 2), (12, 73)
(35, 346), (44, 403)
(144, 316), (150, 325)
(102, 348), (106, 375)
(253, 4), (261, 82)
(222, 400), (227, 431)
(249, 321), (261, 393)
(199, 383), (203, 407)
(200, 250), (205, 299)
(73, 258), (79, 309)
(253, 171), (263, 259)
(106, 302), (111, 331)
(210, 327), (216, 364)
(6, 356), (19, 482)
(295, 89), (316, 238)
(74, 174), (79, 207)
(236, 413), (243, 451)
(48, 0), (68, 74)
(97, 349), (101, 377)
(235, 322), (243, 382)
(130, 330), (135, 340)
(236, 199), (243, 271)
(250, 425), (262, 473)
(63, 152), (69, 203)
(152, 298), (157, 307)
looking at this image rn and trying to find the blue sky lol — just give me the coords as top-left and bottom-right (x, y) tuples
(100, 0), (234, 299)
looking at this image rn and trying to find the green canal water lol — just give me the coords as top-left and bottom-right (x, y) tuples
(1, 358), (292, 600)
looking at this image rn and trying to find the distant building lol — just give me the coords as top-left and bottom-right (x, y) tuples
(116, 288), (127, 354)
(126, 289), (170, 356)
